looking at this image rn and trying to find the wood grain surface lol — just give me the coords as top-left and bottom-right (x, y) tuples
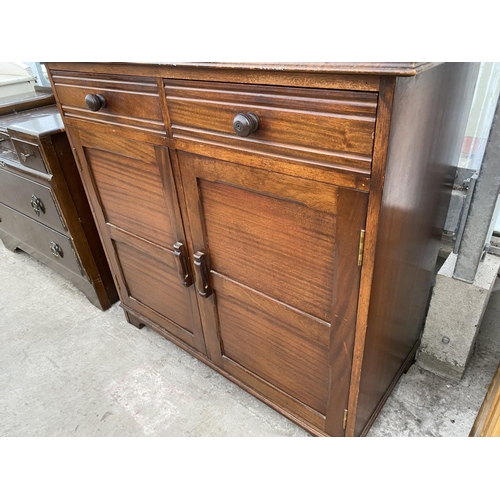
(44, 62), (475, 437)
(84, 148), (175, 249)
(51, 72), (165, 134)
(470, 361), (500, 437)
(354, 63), (479, 436)
(166, 80), (376, 172)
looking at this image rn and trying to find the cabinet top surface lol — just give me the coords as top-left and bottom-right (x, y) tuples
(46, 62), (441, 77)
(152, 62), (440, 76)
(0, 105), (63, 136)
(0, 90), (55, 116)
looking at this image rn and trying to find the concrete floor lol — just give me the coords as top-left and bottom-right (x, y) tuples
(1, 238), (499, 437)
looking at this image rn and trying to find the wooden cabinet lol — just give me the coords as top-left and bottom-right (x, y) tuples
(46, 62), (478, 436)
(0, 94), (118, 310)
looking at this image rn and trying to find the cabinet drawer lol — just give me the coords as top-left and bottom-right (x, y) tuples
(165, 80), (377, 172)
(0, 131), (13, 154)
(0, 203), (82, 276)
(0, 168), (66, 233)
(50, 71), (165, 134)
(11, 138), (47, 173)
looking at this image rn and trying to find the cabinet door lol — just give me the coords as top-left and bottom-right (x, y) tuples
(177, 151), (368, 435)
(69, 126), (207, 354)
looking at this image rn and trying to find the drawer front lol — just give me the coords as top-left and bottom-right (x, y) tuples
(50, 71), (165, 134)
(165, 80), (378, 173)
(11, 138), (47, 174)
(0, 131), (14, 155)
(0, 203), (82, 276)
(0, 168), (66, 233)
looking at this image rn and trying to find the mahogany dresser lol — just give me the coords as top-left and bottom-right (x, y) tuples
(46, 62), (478, 436)
(0, 91), (118, 310)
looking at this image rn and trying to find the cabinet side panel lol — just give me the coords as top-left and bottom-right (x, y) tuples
(355, 63), (479, 436)
(49, 132), (118, 306)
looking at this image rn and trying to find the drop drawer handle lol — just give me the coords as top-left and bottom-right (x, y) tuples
(30, 195), (45, 217)
(193, 251), (212, 298)
(20, 152), (33, 162)
(49, 241), (63, 259)
(85, 94), (107, 112)
(173, 242), (193, 287)
(233, 112), (259, 137)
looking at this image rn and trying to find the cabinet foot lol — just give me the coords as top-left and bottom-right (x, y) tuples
(0, 232), (20, 252)
(403, 341), (421, 374)
(124, 310), (145, 329)
(403, 360), (414, 374)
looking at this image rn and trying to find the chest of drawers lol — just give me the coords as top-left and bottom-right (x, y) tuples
(0, 97), (118, 310)
(46, 62), (478, 436)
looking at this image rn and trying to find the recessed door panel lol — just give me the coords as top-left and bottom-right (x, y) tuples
(114, 240), (194, 333)
(200, 178), (336, 322)
(85, 147), (175, 248)
(214, 273), (330, 414)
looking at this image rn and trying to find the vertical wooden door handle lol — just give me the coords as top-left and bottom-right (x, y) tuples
(193, 251), (212, 297)
(173, 242), (193, 287)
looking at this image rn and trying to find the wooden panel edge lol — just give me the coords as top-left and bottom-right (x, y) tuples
(0, 93), (55, 116)
(470, 360), (500, 437)
(45, 141), (117, 309)
(158, 62), (440, 77)
(45, 63), (380, 91)
(46, 61), (440, 78)
(173, 140), (370, 192)
(325, 188), (368, 436)
(345, 77), (396, 436)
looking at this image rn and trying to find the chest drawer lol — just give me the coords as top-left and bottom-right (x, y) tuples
(50, 72), (165, 134)
(0, 168), (66, 233)
(165, 80), (377, 172)
(0, 131), (13, 153)
(11, 138), (47, 174)
(0, 203), (83, 276)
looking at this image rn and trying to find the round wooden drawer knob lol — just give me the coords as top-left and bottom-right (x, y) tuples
(85, 94), (107, 112)
(233, 112), (259, 137)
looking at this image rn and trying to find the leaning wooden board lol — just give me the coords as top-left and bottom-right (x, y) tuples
(45, 62), (479, 436)
(470, 361), (500, 437)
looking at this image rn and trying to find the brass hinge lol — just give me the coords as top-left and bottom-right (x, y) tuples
(357, 229), (366, 266)
(343, 409), (348, 430)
